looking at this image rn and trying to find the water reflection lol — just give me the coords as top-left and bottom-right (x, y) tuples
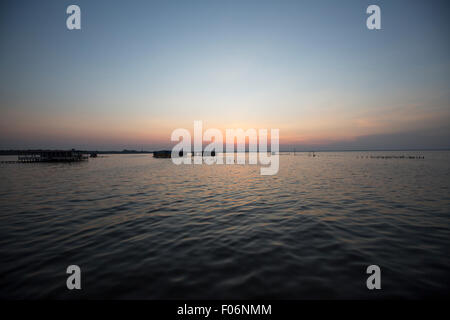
(0, 151), (449, 298)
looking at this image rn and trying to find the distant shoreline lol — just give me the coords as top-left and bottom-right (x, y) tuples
(0, 149), (449, 156)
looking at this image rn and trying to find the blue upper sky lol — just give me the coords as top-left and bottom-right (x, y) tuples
(0, 0), (449, 150)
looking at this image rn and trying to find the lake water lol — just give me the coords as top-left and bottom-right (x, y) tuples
(0, 151), (449, 299)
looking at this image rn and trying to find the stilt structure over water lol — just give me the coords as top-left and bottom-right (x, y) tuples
(153, 150), (215, 158)
(153, 150), (172, 158)
(17, 150), (88, 162)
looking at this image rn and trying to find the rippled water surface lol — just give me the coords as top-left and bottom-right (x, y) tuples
(1, 151), (449, 299)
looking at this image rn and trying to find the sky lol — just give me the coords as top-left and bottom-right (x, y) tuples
(0, 0), (449, 150)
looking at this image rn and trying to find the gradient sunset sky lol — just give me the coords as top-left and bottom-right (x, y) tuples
(1, 0), (449, 150)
